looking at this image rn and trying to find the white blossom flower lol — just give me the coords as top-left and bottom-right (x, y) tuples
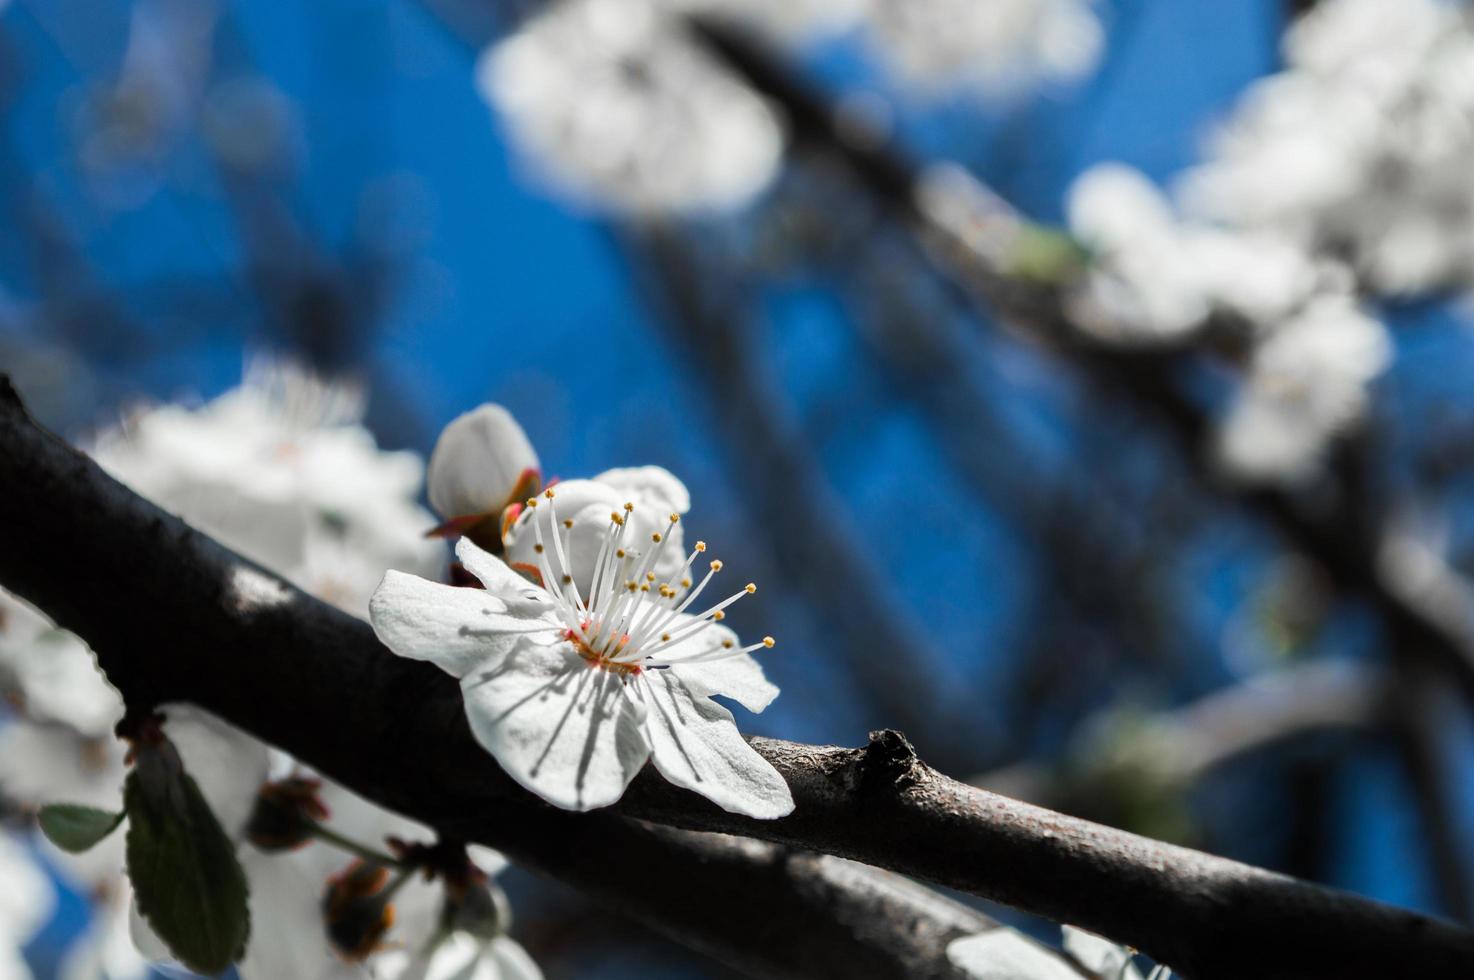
(57, 883), (149, 980)
(0, 587), (123, 739)
(427, 404), (541, 525)
(865, 0), (1103, 100)
(480, 0), (784, 214)
(946, 928), (1082, 980)
(378, 931), (542, 980)
(0, 831), (56, 980)
(948, 925), (1172, 980)
(1179, 0), (1474, 293)
(1066, 163), (1324, 341)
(1217, 296), (1392, 484)
(90, 358), (442, 616)
(371, 494), (791, 817)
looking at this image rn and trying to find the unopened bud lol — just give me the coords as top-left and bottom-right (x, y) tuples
(322, 862), (396, 961)
(246, 777), (329, 852)
(427, 404), (540, 521)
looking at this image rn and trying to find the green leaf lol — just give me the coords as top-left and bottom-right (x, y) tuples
(124, 747), (250, 976)
(37, 803), (124, 853)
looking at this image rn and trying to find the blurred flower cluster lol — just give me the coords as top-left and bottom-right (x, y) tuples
(482, 0), (1102, 214)
(1058, 0), (1474, 485)
(0, 361), (538, 980)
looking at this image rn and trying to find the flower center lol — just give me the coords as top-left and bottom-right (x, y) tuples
(564, 624), (643, 675)
(523, 488), (776, 671)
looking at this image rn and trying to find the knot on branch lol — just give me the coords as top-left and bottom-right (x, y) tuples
(861, 729), (921, 796)
(0, 374), (21, 411)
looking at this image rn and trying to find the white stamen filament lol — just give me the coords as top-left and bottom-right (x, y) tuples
(520, 506), (772, 672)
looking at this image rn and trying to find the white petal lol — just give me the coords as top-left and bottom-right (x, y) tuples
(392, 933), (482, 980)
(0, 724), (128, 890)
(593, 466), (690, 514)
(126, 902), (170, 964)
(160, 703), (271, 839)
(455, 539), (557, 616)
(668, 653), (778, 714)
(460, 644), (650, 811)
(371, 570), (558, 679)
(946, 929), (1082, 980)
(235, 849), (370, 980)
(639, 671), (793, 819)
(0, 831), (55, 948)
(487, 936), (544, 980)
(427, 404), (539, 520)
(62, 888), (147, 980)
(467, 844), (509, 879)
(502, 480), (621, 598)
(1062, 925), (1143, 980)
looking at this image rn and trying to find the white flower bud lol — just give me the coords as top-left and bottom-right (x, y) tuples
(427, 404), (540, 520)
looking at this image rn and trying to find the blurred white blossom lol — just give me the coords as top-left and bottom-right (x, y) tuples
(1066, 163), (1327, 340)
(1065, 156), (1393, 485)
(948, 924), (1171, 980)
(0, 589), (121, 739)
(865, 0), (1103, 99)
(482, 0), (784, 214)
(91, 358), (442, 616)
(1217, 296), (1391, 484)
(0, 830), (55, 980)
(1180, 0), (1474, 294)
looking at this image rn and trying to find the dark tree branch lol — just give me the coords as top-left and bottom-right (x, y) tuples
(2, 380), (1472, 978)
(0, 380), (984, 980)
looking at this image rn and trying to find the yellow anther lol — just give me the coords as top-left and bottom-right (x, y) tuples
(722, 639), (734, 649)
(651, 532), (662, 543)
(710, 559), (723, 572)
(624, 502), (635, 512)
(626, 581), (638, 592)
(695, 541), (707, 552)
(611, 514), (624, 527)
(646, 572), (656, 582)
(669, 513), (679, 523)
(662, 633), (671, 642)
(616, 549), (626, 559)
(744, 583), (757, 594)
(563, 519), (573, 529)
(681, 578), (692, 588)
(533, 544), (544, 554)
(762, 636), (775, 648)
(526, 498), (538, 508)
(562, 575), (572, 584)
(640, 584), (650, 592)
(544, 488), (556, 499)
(713, 610), (725, 622)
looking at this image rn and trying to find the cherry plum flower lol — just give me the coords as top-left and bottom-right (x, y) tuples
(371, 492), (791, 817)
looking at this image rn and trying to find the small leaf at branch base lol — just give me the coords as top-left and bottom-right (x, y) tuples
(37, 803), (124, 853)
(124, 750), (250, 976)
